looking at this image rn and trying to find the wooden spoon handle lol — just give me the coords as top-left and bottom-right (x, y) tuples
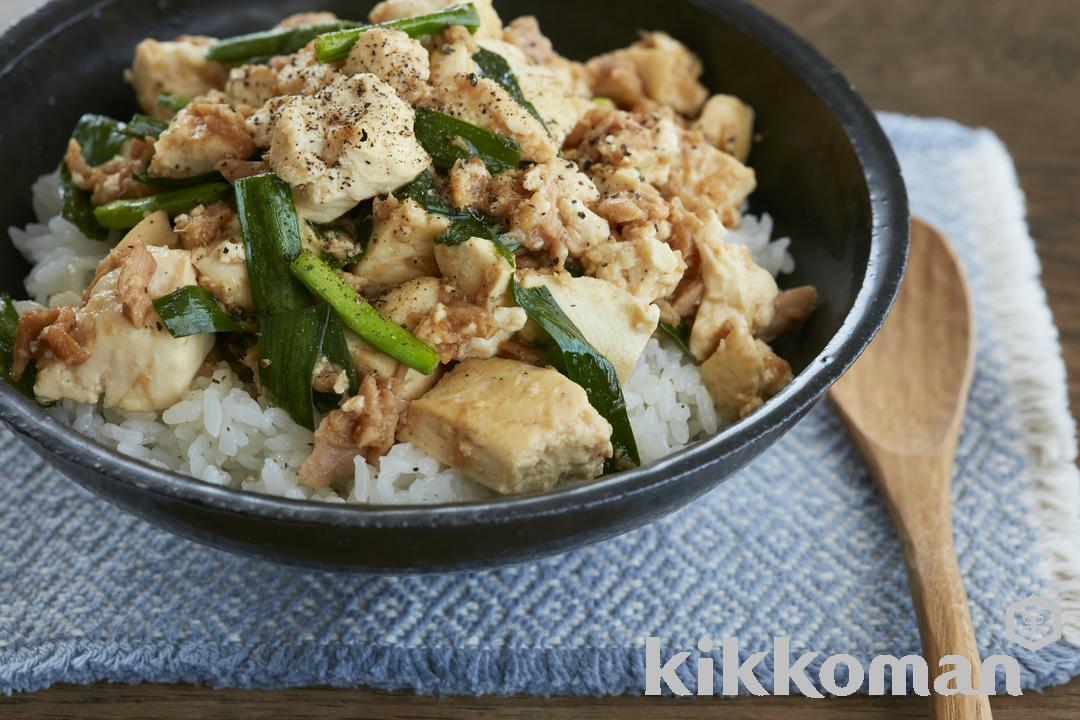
(873, 453), (992, 719)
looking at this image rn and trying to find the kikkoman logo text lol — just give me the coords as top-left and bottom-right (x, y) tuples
(644, 637), (1022, 697)
(644, 595), (1063, 696)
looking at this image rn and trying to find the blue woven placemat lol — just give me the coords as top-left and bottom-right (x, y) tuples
(1, 114), (1079, 695)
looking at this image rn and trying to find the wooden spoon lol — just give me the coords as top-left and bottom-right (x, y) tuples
(831, 219), (991, 719)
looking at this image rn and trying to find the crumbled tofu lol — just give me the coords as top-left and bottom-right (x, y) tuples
(699, 324), (792, 423)
(227, 48), (338, 117)
(689, 212), (778, 360)
(405, 358), (613, 494)
(583, 224), (685, 304)
(348, 197), (449, 294)
(509, 160), (611, 263)
(376, 276), (443, 329)
(370, 0), (504, 39)
(662, 127), (757, 227)
(417, 302), (527, 362)
(564, 106), (682, 187)
(343, 28), (430, 104)
(585, 32), (708, 115)
(268, 73), (430, 223)
(34, 246), (214, 411)
(127, 36), (227, 119)
(502, 16), (591, 97)
(149, 94), (256, 178)
(695, 94), (755, 163)
(429, 30), (558, 163)
(191, 240), (253, 315)
(520, 271), (660, 384)
(434, 237), (513, 306)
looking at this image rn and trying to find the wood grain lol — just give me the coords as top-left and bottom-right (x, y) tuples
(2, 0), (1079, 717)
(832, 221), (988, 719)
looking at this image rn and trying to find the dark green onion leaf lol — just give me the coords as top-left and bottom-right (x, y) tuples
(153, 286), (242, 338)
(315, 3), (480, 63)
(0, 293), (38, 401)
(658, 320), (699, 364)
(61, 115), (130, 240)
(207, 20), (361, 64)
(433, 209), (504, 246)
(60, 163), (108, 241)
(157, 93), (191, 113)
(393, 170), (455, 216)
(473, 48), (546, 128)
(414, 106), (520, 174)
(258, 304), (359, 430)
(290, 250), (438, 375)
(93, 182), (233, 230)
(123, 114), (170, 140)
(235, 174), (310, 319)
(511, 278), (640, 472)
(133, 171), (225, 189)
(71, 114), (129, 166)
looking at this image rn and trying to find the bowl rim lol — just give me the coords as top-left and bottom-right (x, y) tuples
(0, 0), (909, 530)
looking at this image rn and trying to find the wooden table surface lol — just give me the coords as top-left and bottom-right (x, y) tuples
(3, 0), (1078, 717)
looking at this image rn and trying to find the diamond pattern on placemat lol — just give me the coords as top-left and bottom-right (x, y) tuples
(1, 115), (1078, 695)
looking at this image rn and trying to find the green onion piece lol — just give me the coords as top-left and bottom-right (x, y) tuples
(290, 250), (439, 375)
(123, 114), (170, 139)
(234, 174), (311, 319)
(258, 304), (359, 430)
(511, 278), (640, 472)
(414, 106), (520, 174)
(473, 48), (546, 128)
(60, 114), (130, 240)
(658, 320), (699, 364)
(152, 286), (243, 338)
(60, 164), (108, 241)
(592, 97), (616, 108)
(93, 182), (233, 230)
(433, 210), (519, 266)
(393, 170), (455, 216)
(207, 20), (362, 64)
(133, 171), (225, 189)
(0, 293), (38, 401)
(157, 93), (191, 112)
(71, 114), (129, 165)
(433, 209), (504, 246)
(315, 3), (480, 63)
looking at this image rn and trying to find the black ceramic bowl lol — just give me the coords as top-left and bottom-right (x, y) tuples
(0, 0), (907, 571)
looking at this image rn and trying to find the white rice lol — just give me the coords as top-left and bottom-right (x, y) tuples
(9, 172), (794, 505)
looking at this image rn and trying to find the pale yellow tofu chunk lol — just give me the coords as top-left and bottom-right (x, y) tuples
(519, 271), (659, 384)
(35, 246), (214, 412)
(405, 358), (613, 494)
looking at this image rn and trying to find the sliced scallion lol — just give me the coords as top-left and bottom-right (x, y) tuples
(234, 174), (310, 318)
(290, 249), (439, 375)
(123, 114), (170, 140)
(152, 286), (243, 338)
(314, 3), (480, 63)
(658, 320), (699, 364)
(258, 304), (359, 430)
(133, 171), (225, 189)
(393, 170), (454, 216)
(61, 114), (130, 240)
(473, 48), (546, 128)
(93, 182), (233, 230)
(413, 106), (520, 174)
(207, 20), (362, 64)
(511, 278), (640, 472)
(157, 93), (191, 113)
